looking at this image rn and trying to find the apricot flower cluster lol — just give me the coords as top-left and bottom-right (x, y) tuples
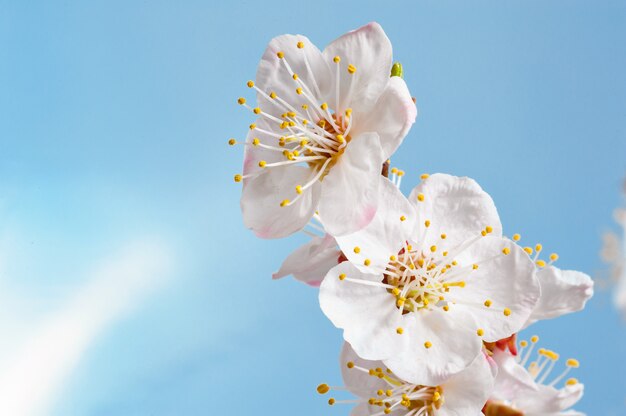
(231, 22), (594, 416)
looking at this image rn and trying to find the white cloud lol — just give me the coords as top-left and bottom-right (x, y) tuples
(0, 240), (173, 416)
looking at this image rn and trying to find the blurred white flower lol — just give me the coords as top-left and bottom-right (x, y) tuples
(486, 336), (584, 416)
(234, 22), (416, 238)
(317, 342), (494, 416)
(319, 174), (540, 385)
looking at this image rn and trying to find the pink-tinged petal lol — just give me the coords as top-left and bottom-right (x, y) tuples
(336, 176), (415, 272)
(437, 354), (495, 416)
(491, 349), (539, 401)
(524, 266), (594, 328)
(410, 173), (502, 250)
(454, 237), (540, 342)
(241, 166), (320, 239)
(256, 34), (331, 118)
(323, 22), (393, 115)
(383, 307), (482, 386)
(273, 234), (340, 287)
(318, 132), (384, 236)
(516, 383), (584, 415)
(319, 262), (399, 361)
(350, 76), (417, 160)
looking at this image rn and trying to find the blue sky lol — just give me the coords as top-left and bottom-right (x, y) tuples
(0, 1), (625, 414)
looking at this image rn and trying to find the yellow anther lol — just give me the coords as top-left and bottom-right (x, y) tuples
(317, 384), (330, 394)
(484, 299), (492, 307)
(377, 389), (384, 396)
(280, 199), (290, 207)
(345, 108), (352, 117)
(430, 245), (437, 252)
(513, 233), (521, 241)
(400, 215), (406, 221)
(451, 261), (458, 266)
(536, 260), (547, 267)
(535, 244), (543, 252)
(295, 87), (303, 94)
(346, 361), (355, 369)
(338, 273), (346, 281)
(502, 247), (511, 255)
(566, 359), (580, 368)
(333, 55), (341, 63)
(443, 305), (450, 311)
(391, 288), (401, 296)
(417, 193), (425, 202)
(364, 259), (371, 266)
(258, 160), (267, 168)
(386, 390), (393, 397)
(249, 123), (256, 130)
(228, 138), (236, 146)
(396, 327), (404, 334)
(481, 230), (487, 237)
(531, 335), (539, 343)
(269, 91), (277, 99)
(503, 308), (512, 316)
(440, 233), (447, 239)
(476, 328), (484, 337)
(347, 64), (356, 74)
(485, 226), (493, 234)
(424, 341), (432, 349)
(251, 138), (260, 146)
(473, 264), (479, 270)
(253, 107), (261, 114)
(420, 173), (430, 180)
(391, 167), (398, 174)
(292, 150), (300, 156)
(397, 170), (405, 176)
(295, 185), (303, 194)
(246, 80), (254, 88)
(524, 247), (534, 255)
(297, 41), (304, 49)
(353, 246), (361, 254)
(550, 253), (559, 261)
(389, 255), (397, 261)
(396, 298), (405, 307)
(299, 139), (308, 146)
(237, 97), (246, 105)
(336, 134), (345, 143)
(566, 378), (578, 386)
(328, 398), (335, 405)
(433, 391), (441, 402)
(277, 51), (284, 59)
(302, 119), (308, 125)
(233, 174), (242, 183)
(520, 340), (528, 347)
(425, 220), (431, 227)
(301, 104), (308, 110)
(320, 102), (328, 110)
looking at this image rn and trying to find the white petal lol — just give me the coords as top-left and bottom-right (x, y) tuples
(319, 262), (399, 361)
(241, 118), (287, 178)
(491, 349), (539, 402)
(336, 176), (416, 271)
(517, 383), (584, 415)
(409, 174), (502, 251)
(256, 34), (331, 118)
(437, 354), (495, 416)
(318, 132), (384, 236)
(454, 237), (540, 342)
(383, 307), (482, 386)
(323, 22), (393, 115)
(524, 266), (594, 328)
(241, 166), (320, 238)
(273, 234), (340, 287)
(339, 342), (387, 398)
(350, 76), (417, 160)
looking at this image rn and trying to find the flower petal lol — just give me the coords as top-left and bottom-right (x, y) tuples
(437, 354), (495, 416)
(516, 383), (584, 415)
(383, 307), (482, 386)
(491, 349), (539, 402)
(323, 22), (393, 115)
(318, 132), (384, 236)
(340, 342), (387, 398)
(350, 76), (417, 160)
(335, 176), (415, 271)
(524, 266), (594, 328)
(319, 262), (399, 361)
(256, 34), (331, 118)
(272, 234), (340, 286)
(454, 237), (540, 342)
(409, 174), (503, 251)
(241, 166), (320, 239)
(241, 118), (288, 178)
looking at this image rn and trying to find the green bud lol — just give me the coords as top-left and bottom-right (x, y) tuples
(390, 62), (403, 78)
